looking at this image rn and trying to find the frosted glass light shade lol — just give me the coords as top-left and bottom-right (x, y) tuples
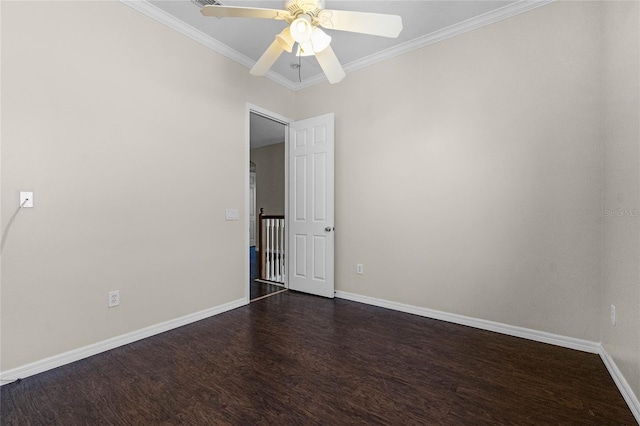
(310, 28), (331, 53)
(290, 14), (312, 43)
(296, 40), (314, 56)
(275, 27), (294, 52)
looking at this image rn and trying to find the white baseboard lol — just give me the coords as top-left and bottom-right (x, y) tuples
(3, 291), (638, 423)
(335, 290), (640, 422)
(335, 291), (600, 353)
(0, 298), (247, 385)
(599, 347), (640, 424)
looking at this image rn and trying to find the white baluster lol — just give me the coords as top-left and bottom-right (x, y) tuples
(261, 217), (286, 284)
(265, 219), (270, 280)
(269, 219), (276, 281)
(267, 219), (271, 281)
(276, 221), (280, 281)
(273, 219), (277, 282)
(279, 219), (284, 283)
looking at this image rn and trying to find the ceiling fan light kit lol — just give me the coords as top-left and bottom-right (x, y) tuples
(201, 0), (403, 84)
(276, 27), (295, 53)
(290, 14), (313, 42)
(297, 40), (314, 57)
(310, 28), (331, 53)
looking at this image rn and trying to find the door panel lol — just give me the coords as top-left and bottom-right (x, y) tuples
(288, 113), (335, 298)
(313, 236), (326, 280)
(313, 153), (327, 221)
(294, 234), (307, 278)
(294, 156), (307, 221)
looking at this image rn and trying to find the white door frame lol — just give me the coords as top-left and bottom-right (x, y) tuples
(245, 103), (293, 303)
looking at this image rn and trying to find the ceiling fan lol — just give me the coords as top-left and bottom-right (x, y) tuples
(201, 0), (403, 84)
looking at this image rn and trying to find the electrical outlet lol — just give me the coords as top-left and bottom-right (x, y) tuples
(356, 264), (364, 275)
(610, 304), (616, 325)
(108, 290), (120, 308)
(19, 191), (34, 208)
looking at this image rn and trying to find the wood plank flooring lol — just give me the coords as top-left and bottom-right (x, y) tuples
(249, 247), (284, 300)
(250, 280), (285, 301)
(1, 291), (636, 425)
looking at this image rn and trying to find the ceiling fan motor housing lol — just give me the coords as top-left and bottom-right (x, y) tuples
(285, 0), (324, 21)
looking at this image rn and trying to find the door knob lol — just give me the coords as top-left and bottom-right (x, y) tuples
(325, 226), (332, 232)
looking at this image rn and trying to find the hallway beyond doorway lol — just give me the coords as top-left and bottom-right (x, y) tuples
(250, 247), (285, 301)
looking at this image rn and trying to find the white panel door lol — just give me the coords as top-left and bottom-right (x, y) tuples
(288, 113), (335, 298)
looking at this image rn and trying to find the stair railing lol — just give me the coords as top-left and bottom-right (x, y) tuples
(258, 208), (285, 284)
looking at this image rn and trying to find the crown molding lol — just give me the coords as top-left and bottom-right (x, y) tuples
(120, 0), (553, 92)
(118, 0), (299, 91)
(119, 0), (252, 68)
(293, 0), (554, 90)
(346, 0), (554, 77)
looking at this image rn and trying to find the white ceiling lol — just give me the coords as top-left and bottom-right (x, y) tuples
(143, 0), (550, 89)
(250, 112), (286, 149)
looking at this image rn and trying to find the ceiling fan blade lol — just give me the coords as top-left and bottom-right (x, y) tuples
(318, 10), (403, 38)
(250, 40), (285, 76)
(314, 44), (346, 84)
(201, 5), (290, 20)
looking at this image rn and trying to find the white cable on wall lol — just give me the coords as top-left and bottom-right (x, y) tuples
(0, 198), (29, 261)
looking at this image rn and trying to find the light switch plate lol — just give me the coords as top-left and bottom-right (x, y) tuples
(225, 208), (239, 221)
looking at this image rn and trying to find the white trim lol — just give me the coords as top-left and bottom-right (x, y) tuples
(294, 0), (554, 90)
(118, 0), (299, 91)
(244, 105), (251, 304)
(255, 279), (286, 287)
(335, 291), (640, 420)
(119, 0), (553, 91)
(250, 288), (288, 302)
(246, 104), (293, 299)
(599, 347), (640, 424)
(118, 1), (252, 68)
(247, 104), (293, 127)
(0, 298), (246, 385)
(3, 290), (638, 421)
(335, 291), (600, 353)
(353, 1), (552, 75)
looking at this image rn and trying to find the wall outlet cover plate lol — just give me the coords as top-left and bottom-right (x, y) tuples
(19, 191), (34, 208)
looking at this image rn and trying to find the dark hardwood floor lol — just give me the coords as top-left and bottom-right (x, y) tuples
(249, 246), (283, 301)
(250, 280), (285, 301)
(1, 291), (636, 425)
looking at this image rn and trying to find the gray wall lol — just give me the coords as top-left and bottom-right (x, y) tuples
(295, 1), (603, 340)
(601, 0), (640, 402)
(251, 142), (285, 217)
(0, 1), (294, 370)
(295, 0), (640, 402)
(1, 0), (639, 407)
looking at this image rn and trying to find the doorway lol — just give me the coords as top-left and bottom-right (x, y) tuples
(248, 107), (289, 302)
(246, 106), (336, 302)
